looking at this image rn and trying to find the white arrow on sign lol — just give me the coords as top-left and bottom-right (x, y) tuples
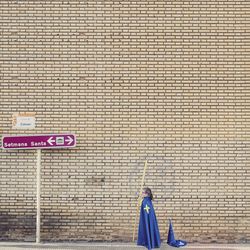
(65, 136), (73, 145)
(47, 137), (55, 146)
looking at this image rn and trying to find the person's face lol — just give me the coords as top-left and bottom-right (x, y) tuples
(142, 190), (148, 198)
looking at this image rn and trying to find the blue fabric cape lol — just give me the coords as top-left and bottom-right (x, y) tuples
(167, 219), (187, 248)
(137, 197), (161, 250)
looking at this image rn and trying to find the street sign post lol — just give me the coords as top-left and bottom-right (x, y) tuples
(2, 134), (76, 150)
(1, 134), (76, 243)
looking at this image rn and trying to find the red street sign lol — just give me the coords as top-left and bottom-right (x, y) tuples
(2, 134), (76, 150)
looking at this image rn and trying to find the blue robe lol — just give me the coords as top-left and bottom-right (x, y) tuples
(167, 219), (187, 248)
(137, 197), (161, 250)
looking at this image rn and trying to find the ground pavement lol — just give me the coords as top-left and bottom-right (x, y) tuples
(0, 242), (250, 250)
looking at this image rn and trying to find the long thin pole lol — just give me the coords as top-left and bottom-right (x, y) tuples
(36, 149), (41, 243)
(132, 160), (148, 242)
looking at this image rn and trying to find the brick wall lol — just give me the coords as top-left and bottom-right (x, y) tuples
(0, 0), (249, 243)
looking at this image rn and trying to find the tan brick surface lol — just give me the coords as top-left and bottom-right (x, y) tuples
(0, 0), (249, 244)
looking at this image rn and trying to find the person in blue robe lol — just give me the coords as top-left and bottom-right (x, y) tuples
(137, 187), (161, 250)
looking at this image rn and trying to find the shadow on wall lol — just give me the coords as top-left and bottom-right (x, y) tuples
(0, 212), (36, 241)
